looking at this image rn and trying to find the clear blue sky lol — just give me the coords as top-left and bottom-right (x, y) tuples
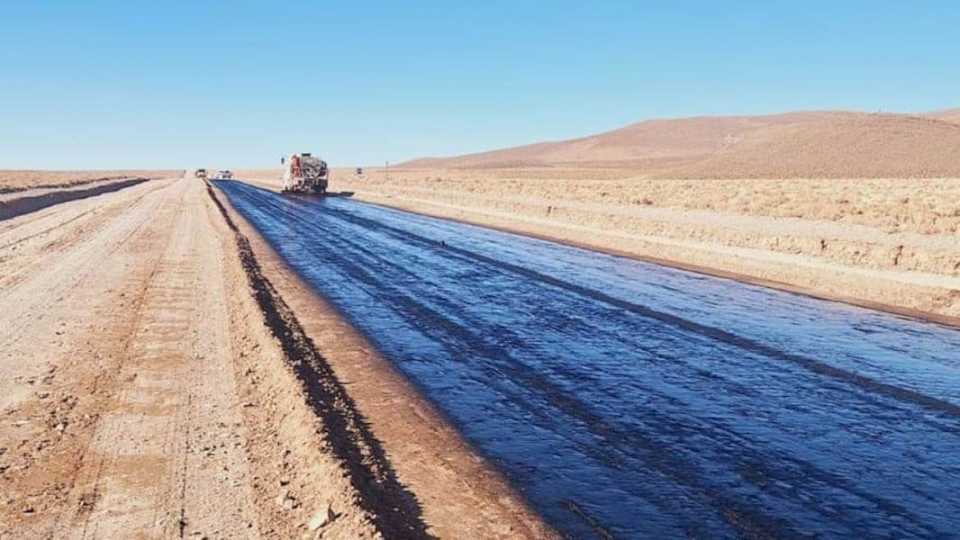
(2, 1), (958, 168)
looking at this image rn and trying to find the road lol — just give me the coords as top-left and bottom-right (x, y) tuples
(0, 177), (271, 538)
(0, 175), (551, 539)
(219, 179), (960, 539)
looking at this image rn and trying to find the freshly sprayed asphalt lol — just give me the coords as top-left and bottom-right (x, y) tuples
(219, 179), (960, 539)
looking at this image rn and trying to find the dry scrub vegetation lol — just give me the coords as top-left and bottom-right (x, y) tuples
(341, 169), (960, 235)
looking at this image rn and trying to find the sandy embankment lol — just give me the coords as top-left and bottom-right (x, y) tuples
(0, 172), (555, 539)
(240, 167), (960, 323)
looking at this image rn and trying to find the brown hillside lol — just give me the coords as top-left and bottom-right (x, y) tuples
(404, 112), (844, 169)
(403, 110), (960, 178)
(659, 113), (960, 178)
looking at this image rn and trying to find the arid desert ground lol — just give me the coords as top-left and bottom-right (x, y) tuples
(3, 109), (960, 538)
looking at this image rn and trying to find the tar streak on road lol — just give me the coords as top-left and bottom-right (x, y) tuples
(218, 180), (960, 539)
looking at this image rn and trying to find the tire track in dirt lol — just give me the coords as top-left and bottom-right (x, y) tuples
(60, 179), (259, 539)
(0, 179), (183, 537)
(0, 180), (173, 419)
(1, 178), (261, 539)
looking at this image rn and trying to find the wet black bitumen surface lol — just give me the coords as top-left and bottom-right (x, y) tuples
(218, 180), (960, 539)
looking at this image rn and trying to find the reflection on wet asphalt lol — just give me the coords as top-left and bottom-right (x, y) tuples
(218, 180), (960, 539)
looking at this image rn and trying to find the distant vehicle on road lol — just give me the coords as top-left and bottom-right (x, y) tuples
(211, 170), (233, 180)
(282, 153), (328, 194)
(194, 168), (207, 179)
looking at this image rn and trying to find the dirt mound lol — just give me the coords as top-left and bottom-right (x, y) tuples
(402, 110), (960, 178)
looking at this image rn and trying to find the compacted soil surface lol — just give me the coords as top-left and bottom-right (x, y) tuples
(0, 174), (552, 539)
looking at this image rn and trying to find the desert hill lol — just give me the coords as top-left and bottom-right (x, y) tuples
(403, 110), (960, 178)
